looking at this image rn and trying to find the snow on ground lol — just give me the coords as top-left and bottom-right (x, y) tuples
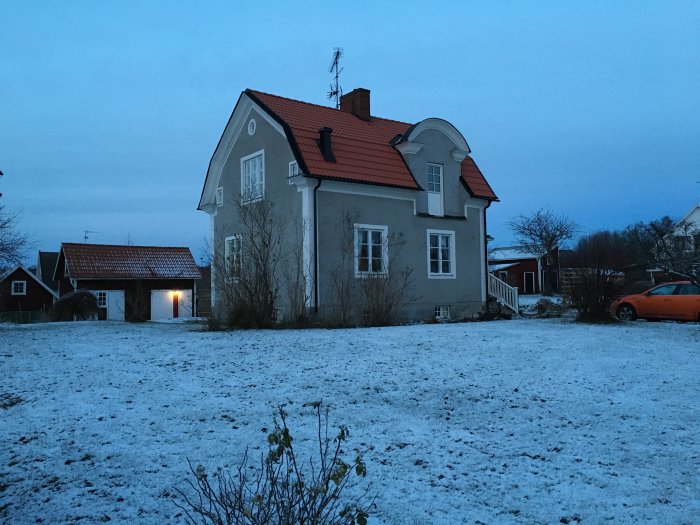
(1, 319), (698, 524)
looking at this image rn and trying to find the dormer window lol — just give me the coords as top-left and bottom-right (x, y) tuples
(426, 163), (444, 216)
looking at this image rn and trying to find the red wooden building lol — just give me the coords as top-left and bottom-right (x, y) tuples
(0, 266), (58, 316)
(54, 243), (202, 321)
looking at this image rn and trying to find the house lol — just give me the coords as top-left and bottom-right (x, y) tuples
(488, 246), (560, 294)
(53, 243), (202, 321)
(0, 265), (58, 321)
(35, 251), (59, 293)
(198, 88), (498, 322)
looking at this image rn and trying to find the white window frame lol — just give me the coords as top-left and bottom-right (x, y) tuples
(288, 161), (299, 178)
(354, 224), (389, 277)
(427, 229), (456, 279)
(434, 305), (451, 320)
(224, 234), (242, 281)
(240, 149), (265, 203)
(94, 291), (107, 308)
(11, 280), (27, 295)
(427, 163), (442, 193)
(215, 187), (223, 206)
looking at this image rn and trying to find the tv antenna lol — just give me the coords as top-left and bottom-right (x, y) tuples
(327, 47), (343, 109)
(84, 230), (98, 243)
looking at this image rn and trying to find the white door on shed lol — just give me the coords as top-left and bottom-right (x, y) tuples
(107, 291), (125, 321)
(151, 290), (193, 320)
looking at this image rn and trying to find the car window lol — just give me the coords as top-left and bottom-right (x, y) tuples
(648, 284), (678, 296)
(678, 284), (700, 295)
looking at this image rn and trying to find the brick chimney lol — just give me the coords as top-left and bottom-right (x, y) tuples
(340, 88), (371, 121)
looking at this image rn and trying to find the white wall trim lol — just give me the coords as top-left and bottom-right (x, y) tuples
(199, 94), (285, 210)
(395, 141), (423, 155)
(318, 179), (417, 208)
(405, 118), (471, 154)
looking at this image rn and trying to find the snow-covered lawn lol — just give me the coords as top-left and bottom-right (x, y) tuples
(1, 319), (698, 524)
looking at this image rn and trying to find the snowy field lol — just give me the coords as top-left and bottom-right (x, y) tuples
(1, 319), (698, 525)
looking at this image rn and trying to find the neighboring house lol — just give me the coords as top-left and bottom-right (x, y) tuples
(0, 266), (57, 316)
(489, 246), (559, 294)
(675, 204), (700, 254)
(35, 251), (59, 293)
(198, 87), (498, 321)
(53, 243), (202, 321)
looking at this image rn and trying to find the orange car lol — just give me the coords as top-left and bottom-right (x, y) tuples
(613, 281), (700, 322)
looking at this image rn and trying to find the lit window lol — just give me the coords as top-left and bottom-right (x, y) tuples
(95, 291), (107, 308)
(215, 187), (223, 206)
(288, 161), (299, 178)
(427, 230), (456, 278)
(225, 235), (242, 280)
(241, 150), (264, 202)
(354, 224), (388, 276)
(11, 281), (27, 295)
(427, 164), (442, 193)
(434, 305), (451, 319)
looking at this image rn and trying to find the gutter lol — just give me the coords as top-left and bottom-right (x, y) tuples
(483, 201), (492, 302)
(313, 178), (323, 312)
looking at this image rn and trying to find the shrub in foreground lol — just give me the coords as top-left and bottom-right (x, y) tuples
(175, 403), (372, 525)
(50, 290), (99, 321)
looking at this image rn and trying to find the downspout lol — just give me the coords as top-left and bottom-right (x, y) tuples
(313, 178), (323, 312)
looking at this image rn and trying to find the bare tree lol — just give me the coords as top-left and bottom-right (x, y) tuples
(0, 203), (29, 270)
(329, 211), (359, 326)
(509, 208), (578, 295)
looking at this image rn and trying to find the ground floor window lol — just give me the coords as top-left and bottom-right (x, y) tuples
(224, 234), (242, 279)
(95, 291), (107, 308)
(427, 229), (456, 278)
(354, 224), (388, 276)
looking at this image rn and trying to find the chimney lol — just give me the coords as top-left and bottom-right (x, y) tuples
(340, 88), (371, 121)
(318, 127), (336, 162)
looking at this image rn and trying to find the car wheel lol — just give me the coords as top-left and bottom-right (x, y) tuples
(617, 304), (636, 321)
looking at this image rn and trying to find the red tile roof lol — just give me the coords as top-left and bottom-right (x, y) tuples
(461, 156), (498, 201)
(246, 90), (497, 200)
(61, 243), (201, 280)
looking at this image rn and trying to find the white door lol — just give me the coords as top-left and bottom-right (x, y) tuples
(151, 290), (193, 320)
(107, 291), (125, 321)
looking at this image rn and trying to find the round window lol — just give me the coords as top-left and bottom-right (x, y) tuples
(247, 119), (256, 136)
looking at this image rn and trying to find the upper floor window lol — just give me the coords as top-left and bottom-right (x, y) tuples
(225, 234), (242, 280)
(427, 163), (442, 193)
(427, 229), (455, 278)
(354, 224), (388, 276)
(215, 187), (223, 206)
(11, 281), (27, 295)
(241, 150), (264, 202)
(288, 161), (299, 178)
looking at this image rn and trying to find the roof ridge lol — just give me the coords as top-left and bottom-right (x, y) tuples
(247, 89), (413, 127)
(62, 242), (190, 250)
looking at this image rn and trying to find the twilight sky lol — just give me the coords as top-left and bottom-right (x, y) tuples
(1, 1), (699, 265)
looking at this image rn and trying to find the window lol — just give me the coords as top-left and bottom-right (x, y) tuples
(427, 163), (442, 192)
(648, 284), (678, 296)
(215, 187), (223, 206)
(678, 284), (700, 295)
(241, 150), (264, 201)
(95, 291), (107, 308)
(435, 305), (451, 320)
(11, 281), (26, 295)
(247, 118), (256, 136)
(427, 230), (455, 278)
(225, 234), (242, 280)
(288, 161), (299, 178)
(354, 224), (388, 276)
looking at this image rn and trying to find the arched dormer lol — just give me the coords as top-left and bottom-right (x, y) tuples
(394, 118), (474, 217)
(395, 118), (471, 161)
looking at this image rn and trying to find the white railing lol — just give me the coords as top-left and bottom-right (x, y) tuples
(488, 273), (519, 313)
